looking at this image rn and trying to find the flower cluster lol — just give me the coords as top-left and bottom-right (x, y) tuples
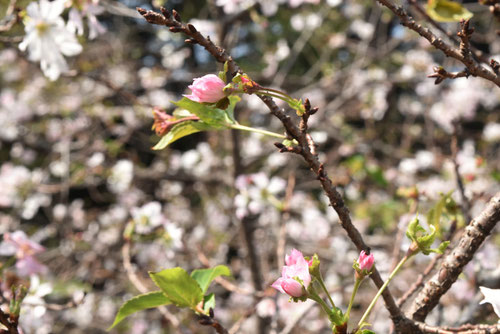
(0, 231), (47, 276)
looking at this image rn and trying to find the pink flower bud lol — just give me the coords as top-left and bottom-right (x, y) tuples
(285, 248), (313, 267)
(272, 249), (312, 298)
(184, 74), (226, 103)
(357, 250), (374, 271)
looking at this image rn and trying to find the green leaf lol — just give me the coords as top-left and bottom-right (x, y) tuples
(426, 240), (450, 255)
(218, 61), (229, 82)
(426, 0), (473, 22)
(417, 225), (437, 250)
(203, 293), (216, 313)
(405, 216), (425, 243)
(149, 268), (203, 308)
(360, 330), (377, 334)
(174, 98), (227, 126)
(224, 96), (240, 124)
(190, 265), (231, 294)
(152, 121), (212, 150)
(108, 291), (171, 330)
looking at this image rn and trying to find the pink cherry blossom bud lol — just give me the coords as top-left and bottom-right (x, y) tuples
(272, 249), (312, 298)
(285, 249), (313, 267)
(184, 74), (226, 103)
(357, 250), (374, 271)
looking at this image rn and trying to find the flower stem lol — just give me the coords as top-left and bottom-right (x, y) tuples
(258, 87), (294, 101)
(345, 277), (362, 321)
(357, 256), (409, 328)
(308, 293), (333, 317)
(317, 274), (336, 309)
(228, 123), (286, 139)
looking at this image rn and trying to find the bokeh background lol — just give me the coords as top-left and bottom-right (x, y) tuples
(1, 0), (499, 333)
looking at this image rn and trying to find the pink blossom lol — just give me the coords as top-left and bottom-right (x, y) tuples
(272, 249), (311, 298)
(0, 231), (47, 276)
(285, 249), (313, 267)
(357, 250), (374, 271)
(184, 74), (226, 103)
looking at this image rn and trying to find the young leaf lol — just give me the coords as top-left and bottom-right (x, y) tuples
(224, 96), (241, 124)
(152, 121), (212, 150)
(149, 268), (203, 308)
(174, 97), (227, 126)
(203, 293), (216, 313)
(190, 265), (231, 294)
(426, 0), (473, 22)
(108, 291), (171, 330)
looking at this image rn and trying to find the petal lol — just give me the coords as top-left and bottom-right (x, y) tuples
(281, 279), (304, 297)
(480, 286), (500, 319)
(271, 278), (286, 294)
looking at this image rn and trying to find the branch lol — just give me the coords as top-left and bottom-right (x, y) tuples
(415, 321), (500, 334)
(408, 192), (500, 321)
(373, 0), (500, 87)
(136, 6), (407, 328)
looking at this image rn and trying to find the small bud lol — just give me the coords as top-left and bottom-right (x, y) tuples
(160, 7), (170, 19)
(185, 38), (198, 45)
(304, 98), (311, 111)
(187, 23), (197, 33)
(172, 9), (181, 21)
(184, 74), (226, 103)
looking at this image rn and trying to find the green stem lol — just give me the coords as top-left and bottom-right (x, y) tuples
(308, 293), (332, 317)
(317, 275), (336, 309)
(228, 123), (286, 139)
(357, 256), (409, 327)
(258, 87), (294, 100)
(256, 91), (292, 101)
(345, 278), (362, 321)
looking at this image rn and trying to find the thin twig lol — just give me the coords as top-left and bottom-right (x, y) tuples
(373, 0), (500, 87)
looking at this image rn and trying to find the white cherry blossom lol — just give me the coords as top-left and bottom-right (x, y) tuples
(19, 0), (82, 80)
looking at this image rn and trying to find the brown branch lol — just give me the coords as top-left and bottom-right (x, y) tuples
(428, 66), (469, 85)
(451, 124), (472, 224)
(373, 0), (500, 87)
(136, 6), (408, 330)
(415, 321), (500, 334)
(199, 309), (229, 334)
(408, 192), (500, 321)
(397, 254), (442, 307)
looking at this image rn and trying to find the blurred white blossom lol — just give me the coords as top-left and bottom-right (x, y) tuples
(108, 159), (133, 193)
(67, 0), (106, 40)
(19, 0), (82, 80)
(483, 123), (500, 142)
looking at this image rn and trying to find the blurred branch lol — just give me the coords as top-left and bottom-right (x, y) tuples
(415, 321), (500, 333)
(451, 123), (472, 224)
(408, 192), (500, 321)
(0, 0), (18, 32)
(374, 0), (500, 87)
